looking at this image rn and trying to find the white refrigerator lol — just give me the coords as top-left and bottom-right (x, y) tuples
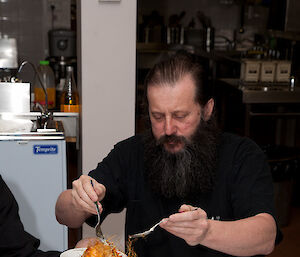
(0, 136), (68, 252)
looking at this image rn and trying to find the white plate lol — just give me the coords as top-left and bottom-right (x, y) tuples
(60, 248), (127, 257)
(60, 248), (86, 257)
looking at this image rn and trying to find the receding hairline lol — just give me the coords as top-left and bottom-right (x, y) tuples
(143, 52), (212, 111)
(146, 73), (199, 104)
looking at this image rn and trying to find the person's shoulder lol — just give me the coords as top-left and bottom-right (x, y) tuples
(218, 133), (267, 177)
(113, 134), (143, 151)
(107, 135), (144, 164)
(220, 132), (263, 155)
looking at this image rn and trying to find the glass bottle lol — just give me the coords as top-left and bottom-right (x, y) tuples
(55, 57), (67, 110)
(60, 66), (79, 112)
(34, 60), (56, 109)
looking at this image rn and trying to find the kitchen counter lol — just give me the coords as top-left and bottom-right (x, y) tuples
(219, 78), (300, 104)
(0, 112), (79, 143)
(217, 78), (300, 142)
(0, 131), (64, 141)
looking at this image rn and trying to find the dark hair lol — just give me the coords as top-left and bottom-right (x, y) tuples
(144, 51), (213, 107)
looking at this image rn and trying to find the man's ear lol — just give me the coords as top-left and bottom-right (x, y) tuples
(203, 98), (214, 121)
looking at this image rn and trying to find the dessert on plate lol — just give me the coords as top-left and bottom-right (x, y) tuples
(82, 241), (122, 257)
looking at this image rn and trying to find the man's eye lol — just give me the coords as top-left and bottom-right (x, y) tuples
(174, 114), (187, 120)
(152, 114), (163, 120)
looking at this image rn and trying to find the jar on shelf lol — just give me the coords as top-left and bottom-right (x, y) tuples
(34, 60), (56, 109)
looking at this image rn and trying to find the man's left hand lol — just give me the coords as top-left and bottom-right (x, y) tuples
(159, 204), (210, 246)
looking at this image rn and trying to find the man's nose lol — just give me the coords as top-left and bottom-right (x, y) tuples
(164, 117), (176, 135)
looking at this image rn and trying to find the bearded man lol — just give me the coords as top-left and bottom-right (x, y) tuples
(55, 52), (280, 257)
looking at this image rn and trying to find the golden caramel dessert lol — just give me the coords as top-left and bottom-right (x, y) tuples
(82, 241), (121, 257)
(81, 238), (137, 257)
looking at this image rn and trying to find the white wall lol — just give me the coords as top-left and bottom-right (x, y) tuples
(79, 0), (136, 251)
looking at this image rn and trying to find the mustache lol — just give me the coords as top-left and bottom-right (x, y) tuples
(156, 134), (188, 146)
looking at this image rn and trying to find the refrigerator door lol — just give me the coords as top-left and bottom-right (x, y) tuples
(0, 139), (67, 252)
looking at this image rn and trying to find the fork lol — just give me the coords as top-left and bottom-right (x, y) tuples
(128, 207), (202, 239)
(129, 220), (163, 239)
(90, 180), (105, 242)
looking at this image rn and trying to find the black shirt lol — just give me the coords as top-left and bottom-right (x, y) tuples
(0, 175), (61, 257)
(88, 133), (278, 257)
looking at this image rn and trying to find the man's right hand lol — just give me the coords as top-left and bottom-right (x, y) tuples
(55, 175), (106, 228)
(71, 175), (106, 216)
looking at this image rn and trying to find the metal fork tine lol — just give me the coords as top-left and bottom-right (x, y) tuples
(91, 180), (105, 242)
(129, 220), (163, 239)
(95, 202), (105, 240)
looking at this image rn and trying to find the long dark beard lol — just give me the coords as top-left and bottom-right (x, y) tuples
(143, 115), (220, 199)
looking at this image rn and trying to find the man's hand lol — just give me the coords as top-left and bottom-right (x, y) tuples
(71, 175), (106, 216)
(160, 204), (276, 256)
(160, 204), (209, 246)
(55, 175), (106, 228)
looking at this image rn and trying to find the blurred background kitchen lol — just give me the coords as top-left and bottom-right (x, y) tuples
(0, 0), (299, 256)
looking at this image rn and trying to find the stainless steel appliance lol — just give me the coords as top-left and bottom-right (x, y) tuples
(48, 29), (76, 58)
